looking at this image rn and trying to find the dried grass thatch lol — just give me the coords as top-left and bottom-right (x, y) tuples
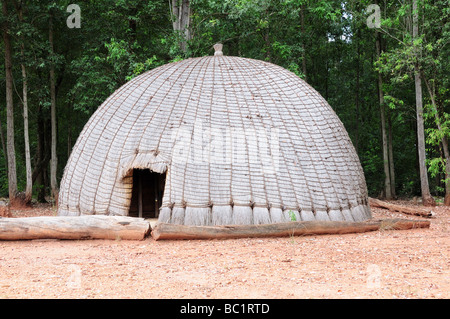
(58, 48), (371, 225)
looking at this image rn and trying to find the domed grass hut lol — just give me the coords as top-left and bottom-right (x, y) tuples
(58, 44), (371, 226)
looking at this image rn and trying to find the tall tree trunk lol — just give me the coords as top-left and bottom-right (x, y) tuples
(49, 12), (59, 203)
(16, 3), (32, 204)
(2, 0), (18, 204)
(388, 113), (396, 198)
(21, 58), (32, 204)
(33, 104), (48, 203)
(67, 101), (72, 159)
(444, 153), (450, 205)
(414, 70), (434, 206)
(264, 24), (271, 62)
(0, 111), (7, 174)
(171, 0), (191, 53)
(128, 5), (137, 50)
(354, 27), (361, 153)
(422, 72), (450, 205)
(263, 7), (271, 61)
(412, 0), (435, 206)
(376, 28), (392, 199)
(300, 4), (307, 81)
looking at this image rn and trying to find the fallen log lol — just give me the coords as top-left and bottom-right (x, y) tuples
(369, 197), (434, 218)
(0, 215), (151, 241)
(151, 218), (430, 240)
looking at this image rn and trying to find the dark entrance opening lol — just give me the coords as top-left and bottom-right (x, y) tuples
(129, 169), (166, 218)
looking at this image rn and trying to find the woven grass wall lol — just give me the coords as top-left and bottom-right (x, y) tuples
(58, 55), (371, 225)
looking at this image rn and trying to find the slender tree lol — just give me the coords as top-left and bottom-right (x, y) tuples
(422, 74), (450, 205)
(0, 109), (7, 174)
(412, 0), (435, 206)
(171, 0), (191, 53)
(14, 0), (32, 204)
(376, 27), (392, 199)
(388, 114), (396, 198)
(300, 3), (307, 81)
(49, 9), (58, 202)
(2, 0), (18, 204)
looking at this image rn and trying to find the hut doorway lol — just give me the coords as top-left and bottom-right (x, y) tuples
(129, 169), (166, 218)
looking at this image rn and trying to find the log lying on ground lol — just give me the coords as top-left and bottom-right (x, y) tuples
(151, 218), (430, 240)
(369, 197), (434, 218)
(0, 215), (151, 241)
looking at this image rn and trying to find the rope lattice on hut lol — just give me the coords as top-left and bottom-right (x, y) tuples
(58, 46), (371, 225)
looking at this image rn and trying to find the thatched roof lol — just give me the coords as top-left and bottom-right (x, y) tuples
(58, 49), (371, 225)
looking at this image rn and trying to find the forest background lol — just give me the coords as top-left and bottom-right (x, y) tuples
(0, 0), (449, 207)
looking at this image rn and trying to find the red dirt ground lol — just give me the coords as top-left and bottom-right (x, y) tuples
(0, 200), (448, 299)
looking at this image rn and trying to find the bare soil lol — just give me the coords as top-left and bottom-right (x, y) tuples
(0, 200), (448, 299)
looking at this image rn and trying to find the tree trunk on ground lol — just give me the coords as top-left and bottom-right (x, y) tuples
(152, 219), (430, 241)
(412, 0), (435, 207)
(49, 12), (59, 203)
(171, 0), (191, 52)
(2, 0), (18, 204)
(368, 197), (434, 218)
(0, 216), (151, 241)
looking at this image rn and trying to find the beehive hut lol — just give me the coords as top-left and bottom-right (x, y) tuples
(58, 44), (371, 226)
